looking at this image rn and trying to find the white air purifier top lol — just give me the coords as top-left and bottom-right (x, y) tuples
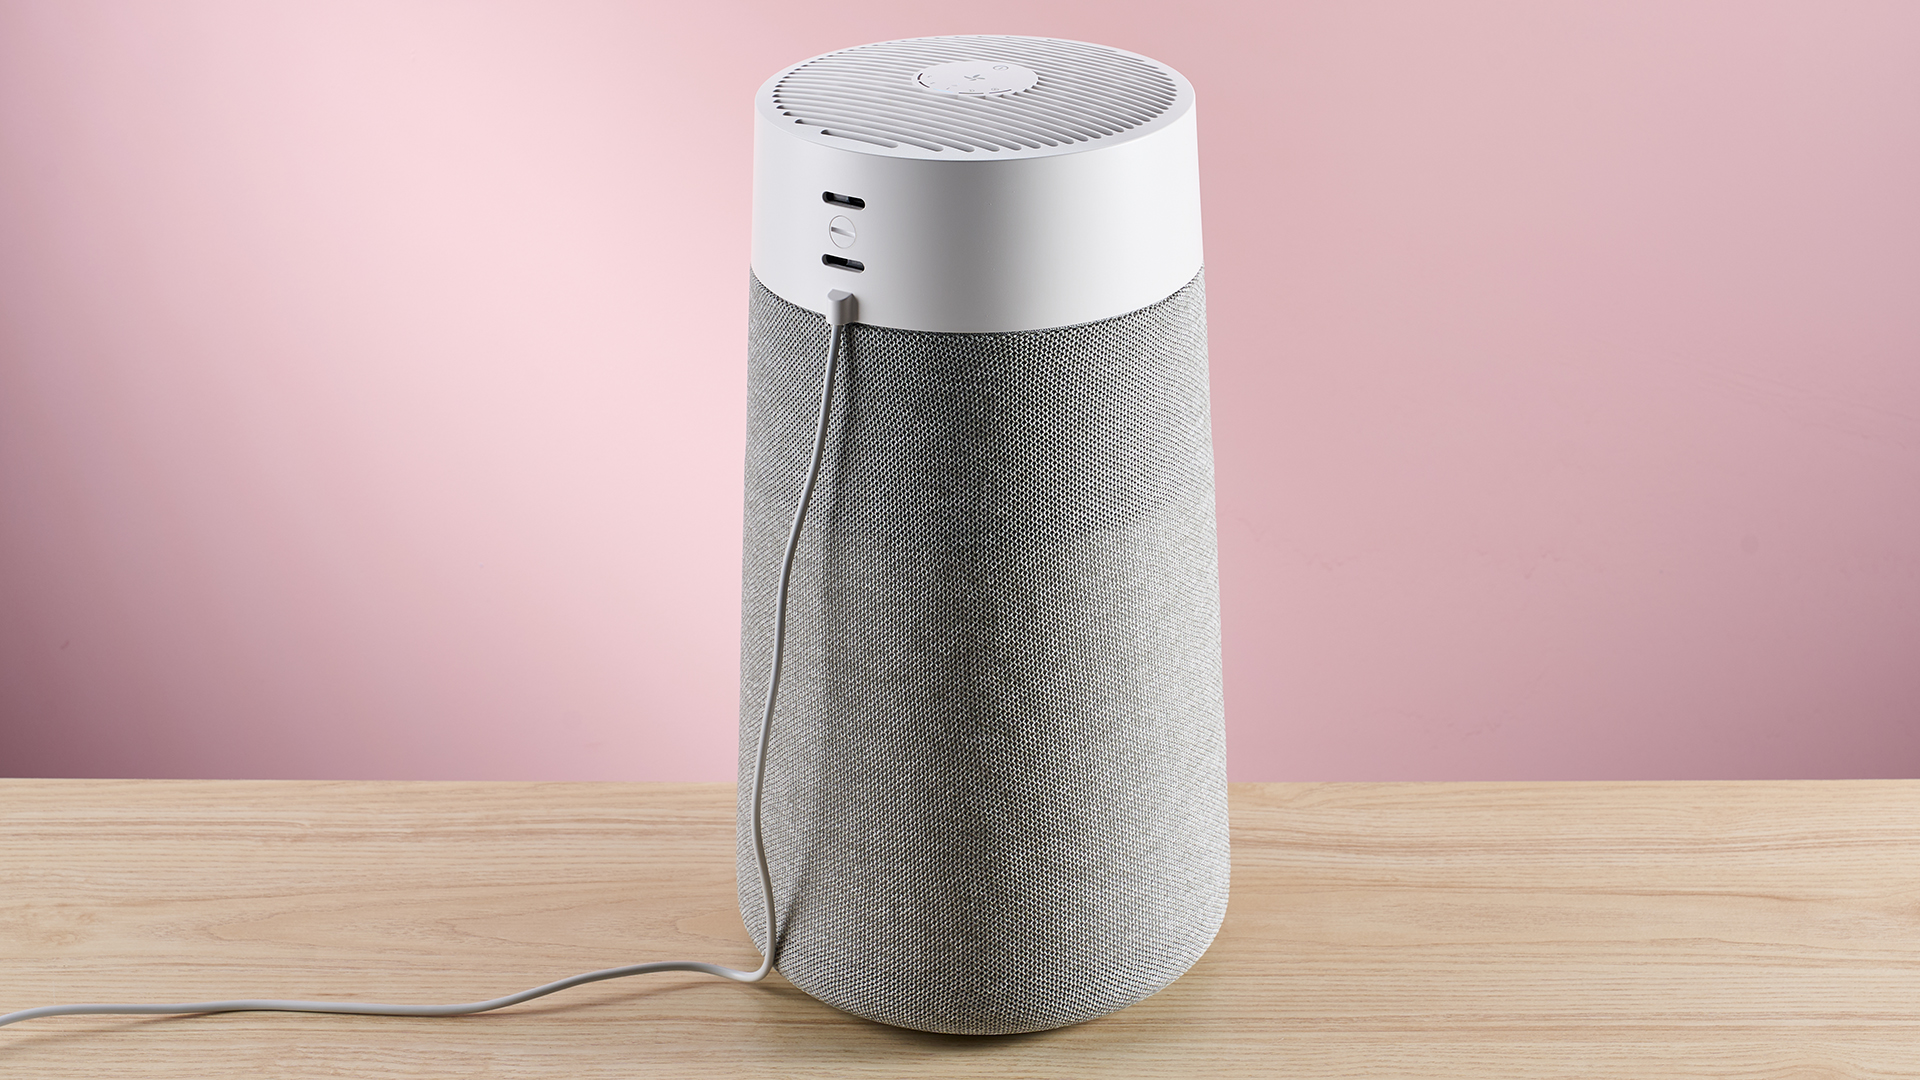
(751, 35), (1203, 333)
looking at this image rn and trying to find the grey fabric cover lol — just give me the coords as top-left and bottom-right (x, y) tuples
(737, 271), (1228, 1035)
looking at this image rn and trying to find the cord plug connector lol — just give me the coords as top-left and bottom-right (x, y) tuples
(826, 290), (857, 327)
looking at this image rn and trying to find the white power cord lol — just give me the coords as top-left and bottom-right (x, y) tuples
(0, 289), (858, 1033)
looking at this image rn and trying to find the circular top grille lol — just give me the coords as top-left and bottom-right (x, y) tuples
(766, 36), (1187, 157)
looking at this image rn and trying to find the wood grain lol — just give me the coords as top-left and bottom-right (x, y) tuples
(2, 780), (1918, 1077)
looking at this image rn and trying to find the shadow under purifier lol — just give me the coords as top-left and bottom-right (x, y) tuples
(739, 36), (1229, 1035)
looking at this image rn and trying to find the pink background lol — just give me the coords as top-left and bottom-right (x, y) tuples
(3, 1), (1917, 781)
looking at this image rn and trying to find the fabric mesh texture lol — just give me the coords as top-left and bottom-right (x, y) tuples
(737, 270), (1229, 1035)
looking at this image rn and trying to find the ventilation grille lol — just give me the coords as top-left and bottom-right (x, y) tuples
(771, 36), (1181, 154)
(738, 271), (1228, 1034)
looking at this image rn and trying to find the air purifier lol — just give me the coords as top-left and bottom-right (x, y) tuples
(738, 34), (1228, 1035)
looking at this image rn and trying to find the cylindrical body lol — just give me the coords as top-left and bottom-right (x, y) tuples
(739, 36), (1227, 1035)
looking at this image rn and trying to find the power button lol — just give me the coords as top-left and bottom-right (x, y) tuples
(828, 216), (856, 249)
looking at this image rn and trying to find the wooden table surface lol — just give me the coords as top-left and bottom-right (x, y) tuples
(2, 779), (1917, 1077)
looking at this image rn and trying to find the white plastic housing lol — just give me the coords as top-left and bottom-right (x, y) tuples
(751, 37), (1203, 333)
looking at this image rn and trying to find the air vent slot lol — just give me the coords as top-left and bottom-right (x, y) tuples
(772, 36), (1180, 156)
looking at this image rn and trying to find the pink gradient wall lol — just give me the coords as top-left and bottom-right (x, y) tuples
(2, 1), (1917, 781)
